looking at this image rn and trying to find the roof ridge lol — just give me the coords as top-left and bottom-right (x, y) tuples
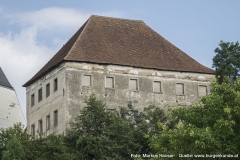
(90, 14), (143, 23)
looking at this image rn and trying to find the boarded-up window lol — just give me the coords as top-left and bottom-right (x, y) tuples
(105, 77), (114, 88)
(31, 124), (35, 136)
(54, 110), (58, 127)
(198, 85), (207, 97)
(82, 75), (92, 86)
(46, 83), (50, 97)
(153, 81), (161, 93)
(176, 83), (184, 95)
(38, 119), (43, 133)
(129, 79), (138, 91)
(31, 94), (35, 107)
(54, 78), (58, 92)
(46, 115), (50, 130)
(38, 88), (42, 102)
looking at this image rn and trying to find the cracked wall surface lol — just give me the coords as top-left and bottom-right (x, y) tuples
(26, 62), (214, 135)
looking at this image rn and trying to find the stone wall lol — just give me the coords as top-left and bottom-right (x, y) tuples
(26, 62), (214, 135)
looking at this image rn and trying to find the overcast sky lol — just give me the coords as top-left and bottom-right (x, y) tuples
(0, 1), (240, 119)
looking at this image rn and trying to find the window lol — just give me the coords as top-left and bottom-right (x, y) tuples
(54, 110), (58, 127)
(46, 115), (50, 130)
(105, 76), (114, 88)
(38, 119), (43, 133)
(31, 94), (35, 107)
(54, 78), (58, 92)
(31, 124), (35, 136)
(198, 85), (207, 97)
(82, 75), (92, 86)
(129, 79), (138, 91)
(46, 83), (50, 97)
(38, 88), (42, 102)
(153, 81), (161, 93)
(176, 83), (184, 95)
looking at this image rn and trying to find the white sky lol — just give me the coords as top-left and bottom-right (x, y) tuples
(0, 1), (240, 119)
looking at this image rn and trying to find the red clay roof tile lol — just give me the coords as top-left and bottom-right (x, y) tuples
(23, 15), (214, 87)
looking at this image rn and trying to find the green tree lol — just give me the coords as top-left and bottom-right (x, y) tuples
(2, 134), (25, 160)
(67, 95), (167, 159)
(148, 80), (240, 159)
(212, 41), (240, 84)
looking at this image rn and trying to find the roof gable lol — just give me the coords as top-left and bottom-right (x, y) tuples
(0, 67), (13, 89)
(23, 15), (214, 87)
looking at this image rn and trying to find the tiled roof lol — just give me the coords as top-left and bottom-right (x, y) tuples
(0, 67), (13, 89)
(23, 15), (214, 87)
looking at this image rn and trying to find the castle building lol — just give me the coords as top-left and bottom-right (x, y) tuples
(0, 67), (26, 129)
(23, 15), (214, 135)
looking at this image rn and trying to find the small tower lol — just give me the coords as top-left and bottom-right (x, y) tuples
(0, 67), (26, 129)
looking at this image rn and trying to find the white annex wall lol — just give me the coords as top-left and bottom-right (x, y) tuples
(0, 86), (26, 129)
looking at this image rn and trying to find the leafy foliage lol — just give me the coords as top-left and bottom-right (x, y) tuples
(148, 80), (240, 159)
(212, 41), (240, 83)
(68, 95), (167, 159)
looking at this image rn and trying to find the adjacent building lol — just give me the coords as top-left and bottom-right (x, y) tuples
(23, 15), (214, 135)
(0, 67), (26, 129)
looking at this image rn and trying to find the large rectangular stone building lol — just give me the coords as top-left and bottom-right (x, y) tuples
(23, 15), (214, 136)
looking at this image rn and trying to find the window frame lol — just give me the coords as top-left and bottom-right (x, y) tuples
(153, 81), (162, 93)
(38, 119), (43, 133)
(198, 85), (208, 97)
(54, 110), (58, 127)
(38, 88), (42, 102)
(129, 78), (139, 91)
(31, 124), (35, 136)
(46, 115), (50, 130)
(54, 78), (58, 92)
(105, 76), (115, 89)
(31, 94), (35, 107)
(46, 83), (50, 98)
(176, 83), (184, 95)
(82, 74), (92, 86)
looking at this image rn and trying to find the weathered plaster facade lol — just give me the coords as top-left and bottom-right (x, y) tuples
(26, 62), (214, 135)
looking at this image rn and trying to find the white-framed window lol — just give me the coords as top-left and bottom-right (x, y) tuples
(129, 78), (138, 91)
(153, 81), (161, 93)
(198, 85), (207, 97)
(105, 76), (114, 88)
(82, 74), (92, 86)
(176, 83), (184, 95)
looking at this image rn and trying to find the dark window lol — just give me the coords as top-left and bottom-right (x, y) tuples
(31, 124), (35, 136)
(54, 78), (58, 92)
(38, 88), (42, 102)
(46, 83), (50, 97)
(31, 94), (35, 107)
(38, 119), (43, 133)
(54, 110), (58, 127)
(46, 115), (50, 130)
